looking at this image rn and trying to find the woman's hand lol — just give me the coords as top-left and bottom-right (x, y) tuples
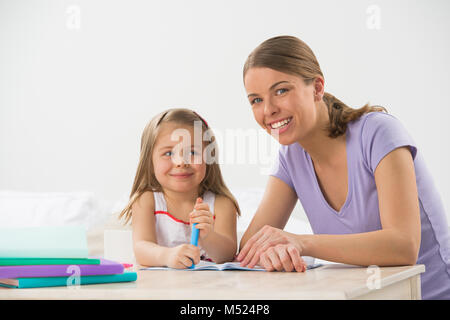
(189, 197), (214, 241)
(259, 244), (306, 272)
(237, 225), (307, 272)
(165, 244), (201, 269)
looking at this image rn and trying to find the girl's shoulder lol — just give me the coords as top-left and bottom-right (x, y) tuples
(213, 194), (238, 215)
(213, 193), (229, 204)
(131, 190), (155, 211)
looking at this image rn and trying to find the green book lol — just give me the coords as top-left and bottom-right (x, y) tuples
(0, 226), (88, 258)
(0, 271), (137, 288)
(0, 257), (101, 266)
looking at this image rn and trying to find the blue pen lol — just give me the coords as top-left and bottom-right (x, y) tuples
(189, 223), (200, 269)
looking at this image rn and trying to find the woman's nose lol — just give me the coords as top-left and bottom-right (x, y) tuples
(264, 98), (278, 116)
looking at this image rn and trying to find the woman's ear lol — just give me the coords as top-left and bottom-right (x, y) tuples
(313, 77), (325, 101)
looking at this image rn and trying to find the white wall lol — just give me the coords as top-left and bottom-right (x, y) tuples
(1, 0), (449, 224)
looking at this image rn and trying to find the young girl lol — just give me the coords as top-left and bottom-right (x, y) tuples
(120, 108), (240, 268)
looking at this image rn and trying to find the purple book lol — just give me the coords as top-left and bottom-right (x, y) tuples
(0, 258), (124, 279)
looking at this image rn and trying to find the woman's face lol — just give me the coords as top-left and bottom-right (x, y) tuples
(244, 67), (319, 145)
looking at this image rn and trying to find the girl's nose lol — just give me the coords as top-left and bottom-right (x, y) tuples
(175, 161), (189, 168)
(172, 149), (190, 167)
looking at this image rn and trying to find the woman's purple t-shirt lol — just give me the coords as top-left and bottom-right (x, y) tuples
(270, 111), (450, 300)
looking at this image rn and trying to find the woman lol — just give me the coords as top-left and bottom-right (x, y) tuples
(236, 35), (450, 300)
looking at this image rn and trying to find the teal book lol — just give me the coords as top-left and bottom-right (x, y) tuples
(0, 226), (88, 258)
(0, 257), (101, 266)
(0, 271), (137, 288)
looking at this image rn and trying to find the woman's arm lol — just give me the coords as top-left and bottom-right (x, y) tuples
(240, 147), (421, 269)
(193, 195), (238, 263)
(132, 191), (200, 268)
(300, 146), (421, 266)
(239, 176), (299, 251)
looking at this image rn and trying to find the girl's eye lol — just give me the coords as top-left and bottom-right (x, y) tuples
(164, 150), (198, 157)
(275, 88), (288, 95)
(250, 97), (262, 105)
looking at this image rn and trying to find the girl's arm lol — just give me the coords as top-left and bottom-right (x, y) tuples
(132, 191), (200, 268)
(239, 147), (421, 269)
(239, 176), (299, 251)
(195, 195), (238, 263)
(299, 147), (421, 266)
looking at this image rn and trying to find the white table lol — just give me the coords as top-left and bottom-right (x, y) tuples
(0, 263), (425, 300)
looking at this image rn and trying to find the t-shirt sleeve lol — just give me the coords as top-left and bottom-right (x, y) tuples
(269, 146), (295, 189)
(361, 112), (417, 173)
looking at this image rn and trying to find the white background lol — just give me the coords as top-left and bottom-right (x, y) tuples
(1, 0), (449, 224)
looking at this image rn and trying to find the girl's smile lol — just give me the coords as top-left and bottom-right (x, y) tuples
(169, 172), (194, 179)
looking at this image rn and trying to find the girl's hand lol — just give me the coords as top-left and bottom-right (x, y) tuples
(237, 225), (307, 272)
(165, 244), (201, 269)
(189, 197), (214, 241)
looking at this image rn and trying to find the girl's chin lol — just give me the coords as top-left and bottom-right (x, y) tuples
(164, 186), (197, 194)
(168, 181), (201, 192)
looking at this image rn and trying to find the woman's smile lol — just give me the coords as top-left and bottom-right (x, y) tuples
(267, 116), (293, 134)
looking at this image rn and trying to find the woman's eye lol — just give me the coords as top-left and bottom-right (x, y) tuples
(275, 88), (288, 95)
(163, 151), (172, 157)
(190, 150), (198, 156)
(251, 97), (262, 105)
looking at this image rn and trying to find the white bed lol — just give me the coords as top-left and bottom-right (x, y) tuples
(0, 188), (314, 262)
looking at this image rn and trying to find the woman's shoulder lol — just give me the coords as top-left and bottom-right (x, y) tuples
(350, 111), (411, 143)
(357, 111), (413, 141)
(354, 111), (417, 171)
(354, 111), (403, 132)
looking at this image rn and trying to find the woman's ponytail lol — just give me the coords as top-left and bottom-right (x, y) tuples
(323, 92), (387, 138)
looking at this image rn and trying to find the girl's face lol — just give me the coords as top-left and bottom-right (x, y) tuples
(152, 122), (207, 194)
(244, 67), (319, 145)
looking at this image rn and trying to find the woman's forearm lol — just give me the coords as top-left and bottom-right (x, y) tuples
(298, 229), (419, 267)
(200, 232), (237, 263)
(133, 240), (170, 267)
(239, 229), (253, 252)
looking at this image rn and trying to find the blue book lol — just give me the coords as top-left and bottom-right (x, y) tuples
(0, 271), (137, 288)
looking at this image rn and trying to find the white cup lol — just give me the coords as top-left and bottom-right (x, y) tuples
(103, 229), (135, 264)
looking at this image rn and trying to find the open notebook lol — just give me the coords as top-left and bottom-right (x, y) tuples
(141, 256), (322, 271)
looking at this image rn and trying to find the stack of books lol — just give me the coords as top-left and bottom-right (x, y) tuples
(0, 226), (137, 288)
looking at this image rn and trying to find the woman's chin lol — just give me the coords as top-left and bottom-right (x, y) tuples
(266, 119), (297, 145)
(269, 131), (296, 145)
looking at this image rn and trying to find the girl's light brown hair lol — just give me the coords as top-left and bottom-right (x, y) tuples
(243, 35), (386, 138)
(119, 108), (241, 224)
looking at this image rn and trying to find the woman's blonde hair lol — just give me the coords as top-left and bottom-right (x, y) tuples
(243, 35), (387, 138)
(119, 108), (241, 224)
